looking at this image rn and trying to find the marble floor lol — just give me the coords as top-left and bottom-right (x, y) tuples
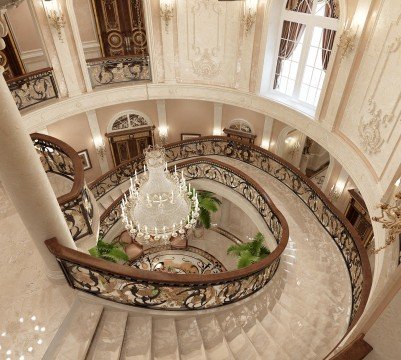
(0, 193), (74, 359)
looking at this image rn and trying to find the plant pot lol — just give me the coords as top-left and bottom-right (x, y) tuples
(193, 226), (204, 238)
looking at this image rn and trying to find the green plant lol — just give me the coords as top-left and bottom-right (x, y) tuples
(196, 190), (222, 229)
(227, 232), (270, 269)
(89, 239), (129, 264)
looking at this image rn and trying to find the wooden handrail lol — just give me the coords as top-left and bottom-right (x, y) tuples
(89, 136), (372, 330)
(329, 334), (373, 360)
(47, 157), (289, 285)
(30, 133), (85, 206)
(6, 67), (54, 84)
(86, 55), (149, 64)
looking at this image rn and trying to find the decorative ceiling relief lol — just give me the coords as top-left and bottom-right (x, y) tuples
(358, 99), (394, 155)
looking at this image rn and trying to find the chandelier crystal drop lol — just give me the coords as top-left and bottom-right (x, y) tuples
(121, 145), (200, 246)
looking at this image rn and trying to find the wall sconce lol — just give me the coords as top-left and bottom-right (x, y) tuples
(285, 136), (300, 159)
(43, 0), (65, 41)
(328, 184), (341, 202)
(337, 21), (356, 60)
(213, 127), (222, 136)
(93, 136), (106, 160)
(371, 192), (401, 254)
(242, 0), (258, 36)
(261, 139), (269, 149)
(158, 125), (169, 145)
(160, 0), (174, 33)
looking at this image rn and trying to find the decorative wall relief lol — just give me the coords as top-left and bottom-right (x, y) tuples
(358, 99), (394, 154)
(192, 49), (220, 79)
(388, 36), (401, 53)
(176, 0), (240, 86)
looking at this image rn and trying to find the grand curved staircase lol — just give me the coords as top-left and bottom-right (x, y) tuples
(32, 136), (371, 360)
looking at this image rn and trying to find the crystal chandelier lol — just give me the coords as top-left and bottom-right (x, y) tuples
(121, 146), (199, 246)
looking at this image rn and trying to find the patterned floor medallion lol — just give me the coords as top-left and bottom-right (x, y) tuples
(131, 245), (226, 274)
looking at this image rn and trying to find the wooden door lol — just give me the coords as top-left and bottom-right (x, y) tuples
(91, 0), (148, 57)
(114, 140), (131, 164)
(136, 136), (149, 155)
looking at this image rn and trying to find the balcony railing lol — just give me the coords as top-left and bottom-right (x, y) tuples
(86, 55), (151, 88)
(89, 136), (372, 330)
(7, 68), (58, 110)
(46, 157), (288, 311)
(31, 133), (94, 241)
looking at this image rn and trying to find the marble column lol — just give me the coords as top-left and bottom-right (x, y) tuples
(261, 115), (274, 149)
(213, 103), (223, 135)
(86, 110), (109, 174)
(157, 100), (169, 143)
(0, 67), (77, 279)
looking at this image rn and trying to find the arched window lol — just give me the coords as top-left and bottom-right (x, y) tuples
(270, 0), (340, 108)
(107, 110), (152, 133)
(228, 119), (254, 135)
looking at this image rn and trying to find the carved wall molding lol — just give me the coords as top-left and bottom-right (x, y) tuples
(358, 99), (394, 155)
(192, 49), (221, 79)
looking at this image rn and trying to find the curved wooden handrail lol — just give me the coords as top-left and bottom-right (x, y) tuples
(6, 67), (54, 84)
(47, 157), (289, 285)
(89, 136), (371, 330)
(30, 133), (84, 206)
(86, 55), (149, 64)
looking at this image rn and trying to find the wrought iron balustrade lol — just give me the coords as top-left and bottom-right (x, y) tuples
(87, 55), (151, 88)
(47, 157), (288, 311)
(89, 136), (371, 330)
(7, 68), (58, 110)
(32, 134), (94, 241)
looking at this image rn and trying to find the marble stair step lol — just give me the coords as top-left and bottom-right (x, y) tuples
(257, 311), (295, 359)
(152, 318), (180, 360)
(266, 305), (318, 359)
(278, 292), (333, 332)
(196, 316), (233, 360)
(42, 301), (103, 360)
(110, 191), (123, 201)
(86, 310), (128, 360)
(271, 303), (318, 359)
(279, 290), (337, 324)
(176, 317), (207, 360)
(216, 313), (260, 360)
(99, 195), (114, 210)
(120, 316), (152, 360)
(238, 315), (275, 357)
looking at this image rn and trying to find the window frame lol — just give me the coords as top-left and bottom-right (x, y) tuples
(268, 0), (341, 113)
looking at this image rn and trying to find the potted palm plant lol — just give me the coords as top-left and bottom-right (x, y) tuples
(89, 239), (129, 264)
(192, 190), (222, 238)
(227, 232), (270, 269)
